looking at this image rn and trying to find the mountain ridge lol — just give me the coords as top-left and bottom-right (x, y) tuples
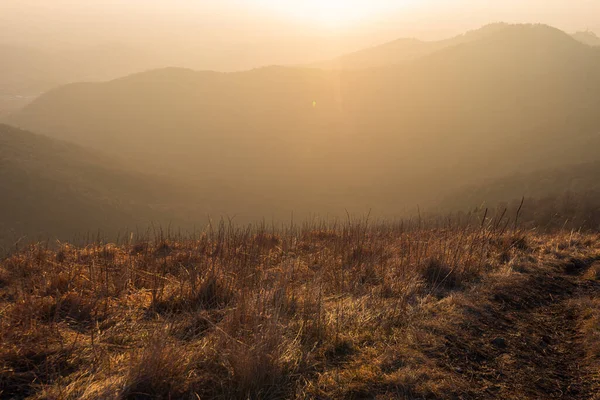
(313, 23), (599, 70)
(0, 124), (206, 248)
(5, 23), (600, 220)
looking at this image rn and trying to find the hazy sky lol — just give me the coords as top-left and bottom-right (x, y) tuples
(1, 0), (599, 69)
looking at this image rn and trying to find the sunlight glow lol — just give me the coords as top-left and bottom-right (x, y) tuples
(255, 0), (414, 28)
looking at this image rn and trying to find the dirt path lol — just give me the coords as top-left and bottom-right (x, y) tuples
(440, 256), (600, 399)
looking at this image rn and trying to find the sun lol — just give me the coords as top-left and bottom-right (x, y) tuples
(256, 0), (404, 28)
(310, 0), (371, 27)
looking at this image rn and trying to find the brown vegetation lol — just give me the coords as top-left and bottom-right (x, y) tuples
(1, 215), (599, 399)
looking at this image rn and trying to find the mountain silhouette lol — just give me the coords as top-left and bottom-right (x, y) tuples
(572, 30), (600, 47)
(312, 23), (511, 69)
(0, 124), (202, 248)
(315, 23), (600, 70)
(6, 23), (600, 216)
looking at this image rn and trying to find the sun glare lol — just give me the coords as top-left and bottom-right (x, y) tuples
(256, 0), (407, 28)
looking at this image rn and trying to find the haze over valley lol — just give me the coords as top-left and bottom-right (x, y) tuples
(3, 23), (600, 242)
(2, 3), (600, 399)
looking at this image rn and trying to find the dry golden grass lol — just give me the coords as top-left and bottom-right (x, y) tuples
(1, 217), (599, 399)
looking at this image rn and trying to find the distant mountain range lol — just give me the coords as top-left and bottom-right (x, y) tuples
(0, 43), (156, 94)
(2, 23), (600, 242)
(313, 23), (600, 69)
(0, 43), (159, 117)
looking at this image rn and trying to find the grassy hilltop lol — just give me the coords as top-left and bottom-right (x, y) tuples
(1, 215), (600, 399)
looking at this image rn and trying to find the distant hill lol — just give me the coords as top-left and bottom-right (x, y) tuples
(572, 31), (600, 47)
(6, 24), (600, 217)
(0, 43), (158, 94)
(0, 43), (158, 115)
(315, 23), (600, 70)
(312, 23), (511, 69)
(0, 124), (204, 249)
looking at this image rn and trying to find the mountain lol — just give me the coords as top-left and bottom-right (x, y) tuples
(0, 124), (205, 249)
(6, 24), (600, 217)
(572, 31), (600, 47)
(315, 24), (600, 70)
(311, 23), (513, 69)
(0, 43), (158, 116)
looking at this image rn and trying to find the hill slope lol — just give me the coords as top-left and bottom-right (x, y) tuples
(445, 161), (600, 207)
(572, 31), (600, 47)
(0, 124), (200, 248)
(6, 24), (600, 215)
(0, 44), (157, 116)
(441, 160), (600, 231)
